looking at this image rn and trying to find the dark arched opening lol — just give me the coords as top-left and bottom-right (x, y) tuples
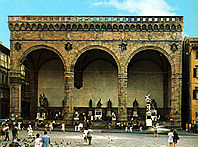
(21, 49), (64, 119)
(73, 49), (118, 121)
(127, 50), (171, 121)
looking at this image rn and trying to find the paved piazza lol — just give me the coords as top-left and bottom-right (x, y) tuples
(1, 130), (198, 147)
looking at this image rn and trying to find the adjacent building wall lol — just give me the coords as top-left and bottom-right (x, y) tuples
(0, 42), (10, 119)
(186, 38), (198, 124)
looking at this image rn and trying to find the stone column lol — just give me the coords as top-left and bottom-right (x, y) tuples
(10, 71), (22, 119)
(63, 71), (74, 125)
(117, 72), (128, 122)
(171, 73), (182, 128)
(29, 71), (38, 119)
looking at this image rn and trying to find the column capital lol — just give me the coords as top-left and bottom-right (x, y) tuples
(10, 71), (22, 84)
(64, 71), (74, 77)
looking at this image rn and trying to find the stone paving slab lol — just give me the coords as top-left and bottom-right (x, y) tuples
(0, 130), (198, 147)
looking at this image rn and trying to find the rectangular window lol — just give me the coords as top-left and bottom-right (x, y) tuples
(193, 68), (198, 78)
(196, 51), (198, 59)
(193, 89), (198, 99)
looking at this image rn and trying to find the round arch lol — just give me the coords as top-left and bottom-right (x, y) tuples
(70, 45), (120, 73)
(18, 45), (67, 71)
(125, 46), (174, 74)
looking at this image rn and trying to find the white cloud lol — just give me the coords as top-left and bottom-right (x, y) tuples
(93, 0), (176, 16)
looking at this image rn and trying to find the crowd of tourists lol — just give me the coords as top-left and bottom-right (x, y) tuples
(0, 118), (184, 147)
(0, 119), (94, 146)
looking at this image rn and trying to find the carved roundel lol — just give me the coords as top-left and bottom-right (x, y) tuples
(14, 42), (22, 51)
(65, 42), (72, 51)
(170, 43), (178, 53)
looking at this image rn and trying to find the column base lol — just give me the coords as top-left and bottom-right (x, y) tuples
(10, 112), (22, 121)
(173, 118), (182, 129)
(63, 112), (73, 126)
(117, 113), (128, 122)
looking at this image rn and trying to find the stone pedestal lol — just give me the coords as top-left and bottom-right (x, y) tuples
(63, 112), (74, 125)
(151, 109), (157, 121)
(95, 109), (102, 121)
(133, 109), (138, 118)
(106, 109), (112, 117)
(88, 109), (93, 117)
(88, 109), (93, 120)
(146, 111), (152, 127)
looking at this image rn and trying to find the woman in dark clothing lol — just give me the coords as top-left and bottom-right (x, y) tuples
(12, 125), (18, 140)
(173, 129), (179, 147)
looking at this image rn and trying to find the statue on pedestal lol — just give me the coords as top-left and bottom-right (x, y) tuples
(132, 99), (139, 117)
(74, 111), (79, 121)
(133, 99), (139, 109)
(107, 99), (112, 109)
(145, 94), (158, 126)
(151, 99), (157, 109)
(42, 94), (48, 109)
(112, 112), (116, 120)
(145, 94), (152, 111)
(39, 93), (48, 108)
(39, 93), (48, 119)
(97, 99), (102, 108)
(39, 94), (44, 108)
(89, 99), (92, 108)
(62, 99), (65, 107)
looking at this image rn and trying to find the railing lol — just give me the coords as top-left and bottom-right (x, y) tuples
(8, 16), (183, 23)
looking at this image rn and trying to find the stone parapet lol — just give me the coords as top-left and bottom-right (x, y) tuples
(8, 16), (183, 32)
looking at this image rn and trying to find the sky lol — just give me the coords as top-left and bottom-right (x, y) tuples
(0, 0), (197, 48)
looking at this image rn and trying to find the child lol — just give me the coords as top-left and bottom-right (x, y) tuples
(35, 133), (42, 147)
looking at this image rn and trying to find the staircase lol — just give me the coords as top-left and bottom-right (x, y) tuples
(92, 120), (109, 129)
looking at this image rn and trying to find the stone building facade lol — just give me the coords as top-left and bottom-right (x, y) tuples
(0, 42), (10, 119)
(183, 38), (198, 127)
(8, 16), (183, 127)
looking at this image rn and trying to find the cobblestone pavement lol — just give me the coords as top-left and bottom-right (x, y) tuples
(1, 130), (198, 147)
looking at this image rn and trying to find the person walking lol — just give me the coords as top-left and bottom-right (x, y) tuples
(27, 125), (33, 138)
(12, 125), (18, 140)
(35, 133), (42, 147)
(83, 127), (88, 144)
(61, 123), (65, 133)
(42, 131), (51, 147)
(108, 122), (112, 130)
(87, 127), (93, 145)
(153, 124), (158, 137)
(1, 125), (6, 140)
(168, 129), (174, 147)
(173, 129), (179, 147)
(49, 122), (53, 134)
(4, 124), (9, 141)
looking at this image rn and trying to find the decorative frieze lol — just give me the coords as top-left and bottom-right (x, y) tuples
(8, 16), (183, 32)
